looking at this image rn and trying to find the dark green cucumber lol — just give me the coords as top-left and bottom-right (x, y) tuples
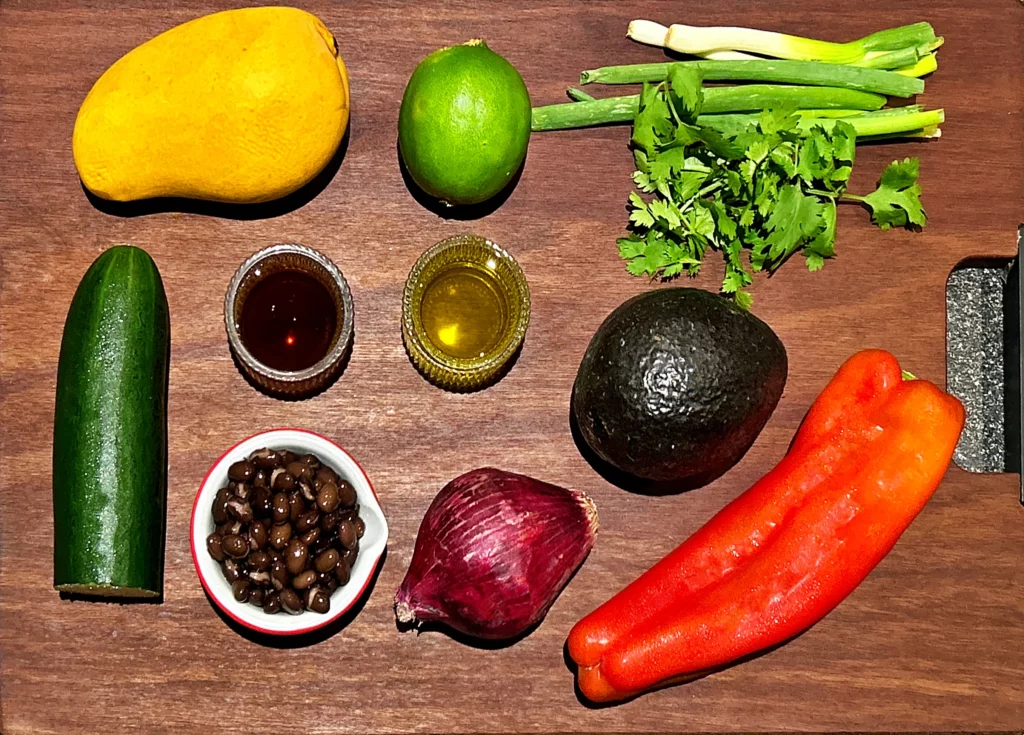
(53, 245), (169, 598)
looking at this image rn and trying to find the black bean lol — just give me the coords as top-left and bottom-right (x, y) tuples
(300, 528), (321, 547)
(338, 520), (358, 550)
(213, 487), (232, 524)
(320, 510), (341, 532)
(334, 559), (351, 585)
(355, 517), (365, 539)
(253, 469), (269, 488)
(248, 551), (271, 571)
(293, 569), (317, 590)
(228, 460), (255, 483)
(215, 521), (233, 537)
(315, 548), (340, 573)
(310, 533), (332, 555)
(270, 559), (289, 591)
(288, 491), (304, 523)
(317, 482), (340, 513)
(280, 588), (303, 615)
(273, 471), (297, 492)
(268, 523), (292, 550)
(231, 579), (251, 602)
(249, 587), (265, 607)
(271, 493), (290, 524)
(248, 570), (271, 587)
(305, 586), (330, 614)
(317, 570), (333, 587)
(340, 544), (358, 567)
(226, 497), (253, 524)
(296, 510), (320, 534)
(232, 482), (251, 500)
(206, 533), (226, 562)
(222, 534), (249, 559)
(249, 447), (281, 470)
(299, 481), (316, 503)
(278, 449), (299, 466)
(300, 453), (320, 469)
(223, 558), (243, 583)
(250, 486), (272, 518)
(262, 590), (281, 614)
(314, 466), (339, 490)
(326, 577), (339, 594)
(336, 479), (357, 508)
(287, 461), (314, 483)
(249, 520), (268, 550)
(285, 538), (309, 575)
(268, 549), (282, 564)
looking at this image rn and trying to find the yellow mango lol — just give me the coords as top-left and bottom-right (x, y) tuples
(73, 7), (350, 204)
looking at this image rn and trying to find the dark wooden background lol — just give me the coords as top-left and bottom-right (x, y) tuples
(2, 1), (1023, 732)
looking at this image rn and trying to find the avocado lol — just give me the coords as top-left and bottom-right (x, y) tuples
(572, 288), (787, 484)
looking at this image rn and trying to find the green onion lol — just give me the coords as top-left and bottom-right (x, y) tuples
(628, 19), (940, 68)
(696, 107), (943, 139)
(894, 53), (938, 77)
(567, 88), (596, 102)
(579, 59), (923, 97)
(531, 85), (885, 131)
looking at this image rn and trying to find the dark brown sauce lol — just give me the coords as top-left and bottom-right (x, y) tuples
(239, 270), (337, 372)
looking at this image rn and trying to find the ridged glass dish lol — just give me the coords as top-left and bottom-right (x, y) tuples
(224, 243), (353, 398)
(402, 234), (530, 392)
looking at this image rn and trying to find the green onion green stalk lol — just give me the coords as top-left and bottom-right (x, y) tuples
(531, 84), (887, 131)
(532, 93), (944, 140)
(579, 58), (926, 96)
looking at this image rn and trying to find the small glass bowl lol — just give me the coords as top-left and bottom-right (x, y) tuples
(224, 244), (354, 397)
(402, 234), (530, 392)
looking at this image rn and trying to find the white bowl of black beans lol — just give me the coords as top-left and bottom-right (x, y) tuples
(191, 428), (388, 635)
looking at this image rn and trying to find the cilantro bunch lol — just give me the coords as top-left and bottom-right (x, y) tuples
(617, 66), (926, 307)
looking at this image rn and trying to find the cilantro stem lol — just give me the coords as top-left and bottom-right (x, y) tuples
(532, 85), (885, 131)
(579, 59), (924, 97)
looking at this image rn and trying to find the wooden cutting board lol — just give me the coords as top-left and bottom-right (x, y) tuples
(2, 1), (1023, 732)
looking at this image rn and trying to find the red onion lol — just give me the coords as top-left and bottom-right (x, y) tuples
(395, 467), (599, 640)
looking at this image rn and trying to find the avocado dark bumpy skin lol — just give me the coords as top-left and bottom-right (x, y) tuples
(572, 288), (787, 484)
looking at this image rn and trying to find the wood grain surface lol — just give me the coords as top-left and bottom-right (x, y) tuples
(2, 1), (1024, 733)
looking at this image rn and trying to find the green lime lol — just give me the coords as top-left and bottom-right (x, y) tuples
(398, 40), (531, 207)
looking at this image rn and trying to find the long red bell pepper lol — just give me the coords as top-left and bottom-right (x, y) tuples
(568, 349), (965, 703)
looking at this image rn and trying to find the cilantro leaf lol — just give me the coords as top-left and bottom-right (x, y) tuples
(734, 290), (754, 311)
(758, 107), (800, 136)
(861, 158), (926, 230)
(667, 64), (704, 121)
(764, 184), (826, 265)
(632, 82), (673, 154)
(617, 69), (927, 306)
(617, 235), (645, 260)
(627, 191), (656, 228)
(805, 252), (826, 271)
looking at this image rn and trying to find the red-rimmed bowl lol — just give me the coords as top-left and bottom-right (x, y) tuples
(190, 429), (388, 636)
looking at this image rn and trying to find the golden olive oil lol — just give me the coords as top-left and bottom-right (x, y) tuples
(420, 264), (509, 359)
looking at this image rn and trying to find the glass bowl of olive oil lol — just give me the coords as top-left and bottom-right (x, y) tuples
(403, 234), (530, 391)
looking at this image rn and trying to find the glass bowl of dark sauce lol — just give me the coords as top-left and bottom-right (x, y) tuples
(225, 244), (353, 397)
